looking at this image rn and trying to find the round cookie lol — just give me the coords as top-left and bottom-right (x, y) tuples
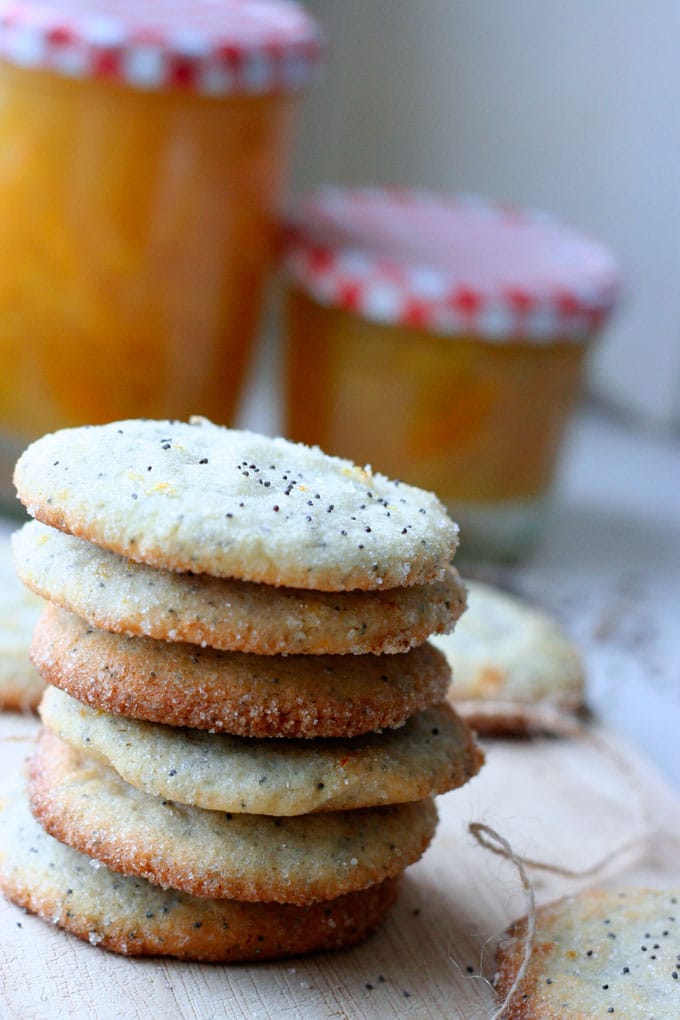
(0, 789), (399, 961)
(432, 579), (584, 735)
(13, 417), (459, 591)
(495, 887), (680, 1018)
(39, 686), (484, 816)
(28, 729), (436, 905)
(0, 535), (44, 711)
(14, 522), (466, 656)
(32, 605), (452, 738)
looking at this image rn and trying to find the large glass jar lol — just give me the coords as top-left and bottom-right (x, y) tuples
(0, 0), (322, 507)
(282, 189), (620, 561)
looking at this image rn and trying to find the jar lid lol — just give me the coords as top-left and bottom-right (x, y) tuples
(0, 0), (323, 95)
(283, 188), (621, 340)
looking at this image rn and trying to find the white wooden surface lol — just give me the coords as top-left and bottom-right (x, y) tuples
(2, 710), (679, 1020)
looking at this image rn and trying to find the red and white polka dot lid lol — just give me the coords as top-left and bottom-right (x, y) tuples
(0, 0), (323, 94)
(283, 188), (621, 341)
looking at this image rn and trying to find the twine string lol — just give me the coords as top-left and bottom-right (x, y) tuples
(471, 821), (646, 883)
(468, 823), (535, 1020)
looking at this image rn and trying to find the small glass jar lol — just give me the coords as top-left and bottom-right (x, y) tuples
(0, 0), (322, 507)
(282, 189), (620, 561)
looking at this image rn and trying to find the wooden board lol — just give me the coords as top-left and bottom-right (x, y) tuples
(1, 712), (679, 1020)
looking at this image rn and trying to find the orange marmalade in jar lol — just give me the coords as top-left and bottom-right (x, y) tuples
(282, 189), (620, 561)
(0, 0), (322, 506)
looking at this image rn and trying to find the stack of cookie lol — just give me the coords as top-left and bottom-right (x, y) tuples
(2, 418), (482, 961)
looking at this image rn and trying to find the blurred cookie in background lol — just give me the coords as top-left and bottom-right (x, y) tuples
(0, 535), (44, 711)
(432, 579), (585, 736)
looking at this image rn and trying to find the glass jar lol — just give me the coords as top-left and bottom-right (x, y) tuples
(0, 0), (322, 507)
(282, 189), (620, 561)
